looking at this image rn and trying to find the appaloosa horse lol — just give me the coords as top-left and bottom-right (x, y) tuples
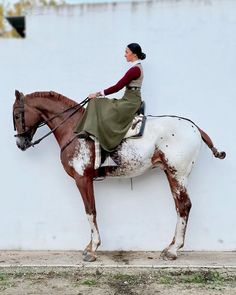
(13, 90), (225, 262)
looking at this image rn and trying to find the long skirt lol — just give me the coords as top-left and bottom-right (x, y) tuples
(75, 89), (141, 152)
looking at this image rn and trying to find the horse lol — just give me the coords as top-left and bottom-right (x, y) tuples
(12, 90), (226, 262)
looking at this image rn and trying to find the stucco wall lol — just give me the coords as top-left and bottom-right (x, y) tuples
(1, 0), (235, 251)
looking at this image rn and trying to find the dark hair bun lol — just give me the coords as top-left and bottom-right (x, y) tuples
(140, 52), (146, 60)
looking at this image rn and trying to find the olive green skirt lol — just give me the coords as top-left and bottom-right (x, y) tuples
(75, 89), (141, 152)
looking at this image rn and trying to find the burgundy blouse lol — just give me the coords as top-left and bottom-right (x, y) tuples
(104, 66), (141, 96)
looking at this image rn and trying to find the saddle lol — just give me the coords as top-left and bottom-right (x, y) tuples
(93, 101), (146, 169)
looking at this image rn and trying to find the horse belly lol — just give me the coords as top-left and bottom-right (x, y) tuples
(106, 138), (155, 178)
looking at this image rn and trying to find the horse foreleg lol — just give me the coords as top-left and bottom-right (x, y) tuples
(161, 172), (192, 260)
(75, 174), (101, 262)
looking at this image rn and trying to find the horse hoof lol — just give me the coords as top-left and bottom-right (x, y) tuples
(83, 252), (97, 262)
(160, 248), (177, 261)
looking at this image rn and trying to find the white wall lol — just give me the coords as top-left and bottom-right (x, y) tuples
(0, 0), (235, 251)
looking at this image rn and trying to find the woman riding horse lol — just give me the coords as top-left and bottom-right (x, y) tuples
(75, 43), (146, 152)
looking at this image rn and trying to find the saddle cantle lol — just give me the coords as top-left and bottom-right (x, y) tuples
(137, 100), (145, 115)
(124, 114), (146, 139)
(123, 100), (146, 139)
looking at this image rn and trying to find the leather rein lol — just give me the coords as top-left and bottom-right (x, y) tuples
(13, 94), (89, 148)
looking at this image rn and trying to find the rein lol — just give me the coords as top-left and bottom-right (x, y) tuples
(30, 97), (89, 147)
(14, 96), (89, 147)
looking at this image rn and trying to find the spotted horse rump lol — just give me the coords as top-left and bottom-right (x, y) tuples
(13, 90), (226, 262)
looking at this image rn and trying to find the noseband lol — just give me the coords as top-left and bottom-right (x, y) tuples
(13, 93), (89, 146)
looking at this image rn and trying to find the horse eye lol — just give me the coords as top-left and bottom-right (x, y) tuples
(15, 115), (20, 120)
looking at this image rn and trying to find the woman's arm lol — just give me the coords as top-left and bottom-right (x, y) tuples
(103, 66), (141, 95)
(89, 66), (141, 99)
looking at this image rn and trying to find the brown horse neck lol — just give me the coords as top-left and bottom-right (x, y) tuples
(26, 91), (85, 148)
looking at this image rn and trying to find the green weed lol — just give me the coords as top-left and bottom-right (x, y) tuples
(81, 279), (97, 286)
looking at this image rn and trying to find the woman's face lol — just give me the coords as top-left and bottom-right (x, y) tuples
(125, 47), (138, 62)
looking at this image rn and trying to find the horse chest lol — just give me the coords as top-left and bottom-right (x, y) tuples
(69, 141), (92, 176)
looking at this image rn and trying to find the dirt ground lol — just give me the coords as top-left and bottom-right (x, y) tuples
(0, 267), (236, 295)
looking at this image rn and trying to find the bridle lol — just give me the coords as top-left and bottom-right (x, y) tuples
(13, 92), (89, 147)
(13, 92), (27, 136)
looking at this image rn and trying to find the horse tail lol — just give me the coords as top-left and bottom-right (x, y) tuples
(197, 127), (226, 159)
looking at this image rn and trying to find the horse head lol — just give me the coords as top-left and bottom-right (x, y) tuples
(13, 90), (41, 151)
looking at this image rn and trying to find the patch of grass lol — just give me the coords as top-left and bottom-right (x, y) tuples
(181, 273), (207, 283)
(158, 275), (173, 284)
(81, 279), (97, 286)
(73, 271), (102, 287)
(0, 273), (13, 291)
(155, 270), (225, 286)
(180, 271), (224, 284)
(0, 273), (7, 281)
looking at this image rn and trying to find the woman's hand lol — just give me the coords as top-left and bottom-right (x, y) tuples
(88, 92), (101, 99)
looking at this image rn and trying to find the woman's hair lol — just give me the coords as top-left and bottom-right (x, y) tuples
(127, 43), (146, 60)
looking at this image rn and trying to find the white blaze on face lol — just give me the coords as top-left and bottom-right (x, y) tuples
(87, 214), (100, 252)
(69, 141), (91, 176)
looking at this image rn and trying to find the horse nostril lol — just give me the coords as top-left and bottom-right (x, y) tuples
(16, 142), (26, 151)
(16, 137), (30, 151)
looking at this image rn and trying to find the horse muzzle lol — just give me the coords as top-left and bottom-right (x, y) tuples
(16, 136), (32, 151)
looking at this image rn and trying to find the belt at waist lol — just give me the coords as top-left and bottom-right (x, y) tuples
(126, 86), (141, 90)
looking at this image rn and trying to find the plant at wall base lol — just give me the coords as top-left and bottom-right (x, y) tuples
(0, 4), (5, 36)
(0, 0), (65, 38)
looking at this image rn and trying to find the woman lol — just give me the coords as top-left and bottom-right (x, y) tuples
(75, 43), (146, 152)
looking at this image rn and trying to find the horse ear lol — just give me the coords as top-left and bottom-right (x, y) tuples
(15, 90), (20, 100)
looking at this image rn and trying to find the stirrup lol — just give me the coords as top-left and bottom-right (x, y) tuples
(101, 156), (118, 167)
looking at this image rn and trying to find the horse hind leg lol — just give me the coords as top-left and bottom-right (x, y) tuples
(161, 171), (192, 260)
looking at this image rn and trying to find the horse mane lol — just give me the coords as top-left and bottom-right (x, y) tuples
(26, 91), (78, 108)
